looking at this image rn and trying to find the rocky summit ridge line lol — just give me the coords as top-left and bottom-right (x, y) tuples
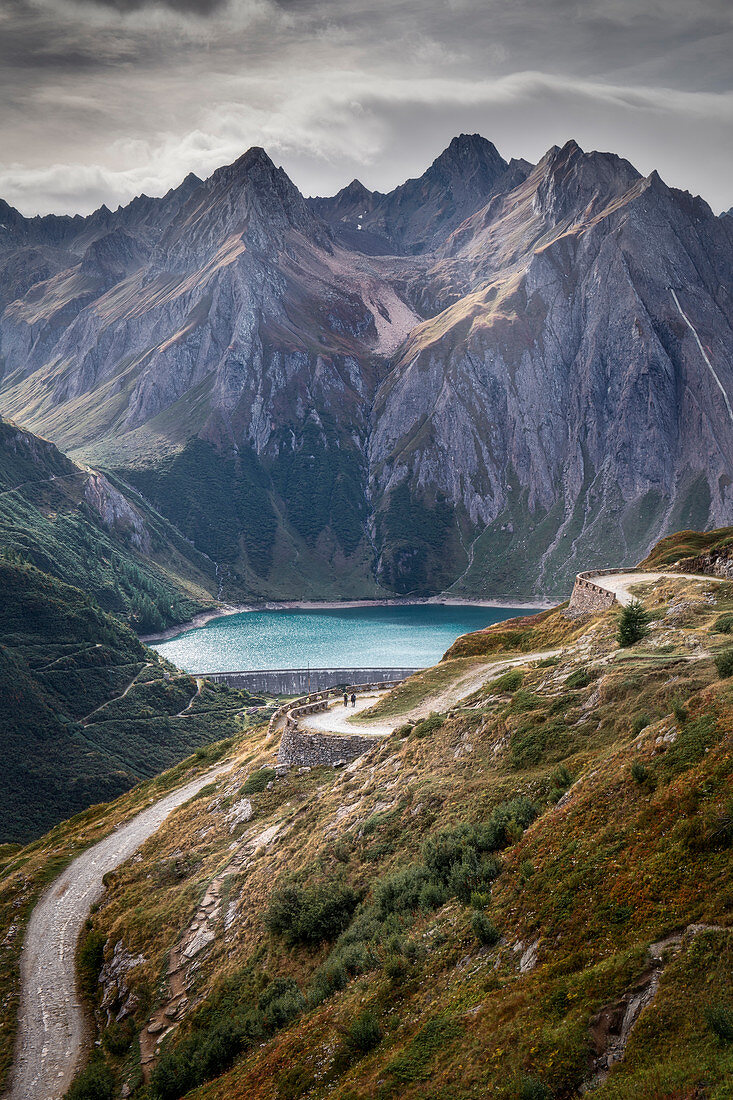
(0, 134), (731, 601)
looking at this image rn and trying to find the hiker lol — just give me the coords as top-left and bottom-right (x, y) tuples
(350, 692), (356, 707)
(343, 692), (348, 707)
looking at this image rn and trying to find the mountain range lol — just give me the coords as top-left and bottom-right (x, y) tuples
(1, 134), (732, 600)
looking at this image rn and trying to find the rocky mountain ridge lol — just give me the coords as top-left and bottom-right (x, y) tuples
(0, 135), (731, 599)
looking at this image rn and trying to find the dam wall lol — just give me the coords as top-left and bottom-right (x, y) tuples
(207, 666), (421, 695)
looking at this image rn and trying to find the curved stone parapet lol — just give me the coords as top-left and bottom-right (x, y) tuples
(274, 680), (404, 768)
(565, 569), (632, 618)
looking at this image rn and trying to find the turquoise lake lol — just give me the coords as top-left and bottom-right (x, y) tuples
(151, 603), (543, 673)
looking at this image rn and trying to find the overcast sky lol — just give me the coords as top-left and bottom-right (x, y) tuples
(1, 0), (731, 216)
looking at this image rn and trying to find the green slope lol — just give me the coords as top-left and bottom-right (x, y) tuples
(0, 417), (216, 632)
(0, 560), (268, 843)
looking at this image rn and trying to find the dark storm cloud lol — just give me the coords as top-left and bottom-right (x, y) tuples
(77, 0), (226, 13)
(0, 0), (730, 215)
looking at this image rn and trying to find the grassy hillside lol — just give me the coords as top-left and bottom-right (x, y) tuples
(0, 559), (271, 843)
(43, 571), (733, 1100)
(640, 526), (733, 572)
(0, 417), (216, 632)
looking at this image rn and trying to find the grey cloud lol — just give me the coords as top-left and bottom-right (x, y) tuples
(74, 0), (226, 12)
(0, 0), (730, 215)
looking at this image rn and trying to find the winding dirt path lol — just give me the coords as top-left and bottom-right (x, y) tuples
(7, 763), (232, 1100)
(300, 651), (561, 736)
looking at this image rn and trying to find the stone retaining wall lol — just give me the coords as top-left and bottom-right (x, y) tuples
(274, 680), (404, 768)
(277, 723), (379, 768)
(565, 569), (630, 618)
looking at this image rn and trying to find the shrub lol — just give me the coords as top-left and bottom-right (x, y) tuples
(489, 669), (524, 693)
(386, 1016), (462, 1083)
(564, 667), (594, 690)
(384, 953), (409, 982)
(65, 1058), (115, 1100)
(241, 767), (276, 794)
(257, 978), (305, 1029)
(551, 765), (572, 790)
(396, 722), (414, 737)
(715, 648), (733, 678)
(411, 713), (444, 738)
(419, 880), (447, 911)
(705, 1002), (733, 1043)
(265, 880), (359, 945)
(373, 864), (435, 918)
(519, 860), (535, 885)
(102, 1018), (134, 1056)
(344, 1009), (382, 1054)
(471, 911), (500, 946)
(616, 599), (651, 647)
(631, 713), (651, 735)
(631, 760), (649, 784)
(519, 1077), (552, 1100)
(712, 613), (733, 634)
(78, 929), (106, 1002)
(151, 1020), (245, 1100)
(672, 698), (689, 722)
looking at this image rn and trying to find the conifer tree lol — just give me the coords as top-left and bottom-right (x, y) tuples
(616, 599), (651, 647)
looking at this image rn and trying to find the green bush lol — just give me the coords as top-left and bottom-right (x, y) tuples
(519, 1077), (552, 1100)
(384, 953), (409, 982)
(712, 613), (733, 634)
(242, 767), (276, 794)
(78, 929), (106, 1002)
(489, 669), (524, 693)
(102, 1018), (134, 1056)
(257, 978), (305, 1029)
(150, 1020), (244, 1100)
(631, 760), (649, 784)
(65, 1057), (115, 1100)
(412, 713), (444, 738)
(672, 698), (689, 722)
(705, 1002), (733, 1043)
(386, 1016), (462, 1083)
(550, 765), (572, 791)
(471, 911), (500, 946)
(307, 798), (536, 1010)
(564, 667), (595, 690)
(616, 599), (652, 647)
(345, 1009), (382, 1054)
(631, 713), (651, 735)
(715, 648), (733, 678)
(265, 879), (359, 945)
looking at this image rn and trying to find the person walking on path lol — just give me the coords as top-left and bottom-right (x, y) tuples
(350, 692), (356, 707)
(343, 692), (349, 708)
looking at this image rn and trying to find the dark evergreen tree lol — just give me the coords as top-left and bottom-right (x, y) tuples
(616, 599), (652, 647)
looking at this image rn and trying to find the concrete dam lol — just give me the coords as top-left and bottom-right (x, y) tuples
(206, 666), (422, 695)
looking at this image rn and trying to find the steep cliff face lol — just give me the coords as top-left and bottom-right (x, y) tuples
(0, 138), (731, 599)
(368, 142), (733, 595)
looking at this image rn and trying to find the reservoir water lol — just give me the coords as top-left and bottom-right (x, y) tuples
(151, 603), (543, 674)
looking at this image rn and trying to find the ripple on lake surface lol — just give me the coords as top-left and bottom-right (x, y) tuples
(151, 604), (543, 674)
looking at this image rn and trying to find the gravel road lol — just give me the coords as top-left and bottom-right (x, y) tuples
(6, 763), (231, 1100)
(592, 571), (716, 606)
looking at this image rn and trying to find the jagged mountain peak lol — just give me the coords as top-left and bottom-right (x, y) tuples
(208, 146), (284, 192)
(153, 144), (331, 264)
(432, 132), (505, 171)
(339, 178), (374, 202)
(531, 138), (642, 223)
